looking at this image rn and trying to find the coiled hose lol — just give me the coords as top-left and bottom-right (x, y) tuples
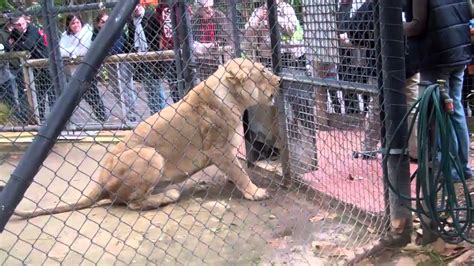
(384, 81), (473, 244)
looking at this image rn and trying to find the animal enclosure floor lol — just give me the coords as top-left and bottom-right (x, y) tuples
(0, 143), (378, 265)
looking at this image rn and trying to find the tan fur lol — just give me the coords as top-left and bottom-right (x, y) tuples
(13, 58), (281, 218)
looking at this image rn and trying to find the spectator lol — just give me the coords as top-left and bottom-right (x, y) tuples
(0, 15), (19, 123)
(126, 3), (167, 115)
(345, 0), (379, 159)
(244, 0), (305, 69)
(9, 15), (53, 122)
(59, 14), (107, 123)
(336, 0), (363, 114)
(192, 0), (234, 80)
(402, 0), (424, 161)
(415, 0), (472, 181)
(93, 11), (138, 122)
(156, 2), (180, 103)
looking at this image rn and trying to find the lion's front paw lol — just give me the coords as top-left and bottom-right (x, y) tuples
(244, 187), (269, 201)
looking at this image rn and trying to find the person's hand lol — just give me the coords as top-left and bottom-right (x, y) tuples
(339, 33), (351, 45)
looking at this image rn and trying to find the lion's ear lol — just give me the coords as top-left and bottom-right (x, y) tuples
(226, 65), (247, 85)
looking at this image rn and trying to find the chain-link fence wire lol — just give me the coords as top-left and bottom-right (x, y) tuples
(0, 0), (393, 264)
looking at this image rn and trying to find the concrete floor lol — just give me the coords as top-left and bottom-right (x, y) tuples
(0, 142), (381, 265)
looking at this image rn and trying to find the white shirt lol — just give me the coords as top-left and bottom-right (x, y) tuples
(59, 24), (93, 58)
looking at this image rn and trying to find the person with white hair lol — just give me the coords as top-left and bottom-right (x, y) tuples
(191, 0), (234, 79)
(244, 0), (305, 69)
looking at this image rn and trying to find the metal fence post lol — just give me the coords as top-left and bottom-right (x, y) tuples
(228, 0), (241, 57)
(176, 1), (196, 93)
(41, 0), (67, 96)
(0, 0), (139, 232)
(266, 0), (291, 181)
(169, 0), (185, 100)
(379, 0), (412, 241)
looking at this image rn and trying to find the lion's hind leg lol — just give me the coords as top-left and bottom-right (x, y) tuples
(106, 145), (166, 206)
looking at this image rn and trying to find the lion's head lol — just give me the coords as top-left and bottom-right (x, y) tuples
(223, 58), (281, 107)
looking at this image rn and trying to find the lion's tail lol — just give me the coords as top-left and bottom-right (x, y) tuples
(13, 185), (107, 219)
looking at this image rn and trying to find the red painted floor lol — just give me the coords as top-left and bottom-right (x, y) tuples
(239, 129), (473, 215)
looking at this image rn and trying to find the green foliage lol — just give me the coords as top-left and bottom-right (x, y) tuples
(0, 0), (15, 11)
(0, 102), (12, 124)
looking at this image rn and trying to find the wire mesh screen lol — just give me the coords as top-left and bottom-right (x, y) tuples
(0, 0), (390, 264)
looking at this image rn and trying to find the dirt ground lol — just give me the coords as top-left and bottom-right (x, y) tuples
(0, 142), (379, 265)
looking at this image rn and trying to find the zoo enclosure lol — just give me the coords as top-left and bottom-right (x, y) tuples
(0, 0), (412, 264)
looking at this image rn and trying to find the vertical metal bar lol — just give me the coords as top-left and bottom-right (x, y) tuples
(266, 0), (291, 180)
(42, 0), (67, 96)
(374, 0), (391, 228)
(169, 0), (185, 99)
(0, 0), (139, 232)
(266, 0), (281, 73)
(379, 0), (412, 240)
(176, 1), (196, 93)
(228, 0), (241, 57)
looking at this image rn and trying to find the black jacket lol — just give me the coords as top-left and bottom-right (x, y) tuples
(403, 0), (423, 77)
(10, 24), (47, 59)
(420, 0), (471, 70)
(125, 9), (161, 53)
(347, 1), (377, 77)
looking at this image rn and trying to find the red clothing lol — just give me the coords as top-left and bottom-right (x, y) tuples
(156, 3), (174, 49)
(198, 19), (216, 43)
(156, 3), (193, 49)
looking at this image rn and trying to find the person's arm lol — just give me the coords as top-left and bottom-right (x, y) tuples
(403, 0), (428, 37)
(245, 7), (265, 30)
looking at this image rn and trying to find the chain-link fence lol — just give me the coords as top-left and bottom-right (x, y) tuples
(0, 0), (403, 264)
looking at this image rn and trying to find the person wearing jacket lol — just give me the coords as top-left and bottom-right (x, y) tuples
(9, 15), (53, 122)
(414, 0), (472, 181)
(191, 0), (235, 79)
(345, 0), (380, 159)
(125, 3), (167, 115)
(402, 0), (425, 161)
(59, 14), (107, 123)
(92, 11), (138, 123)
(156, 2), (180, 103)
(0, 16), (18, 121)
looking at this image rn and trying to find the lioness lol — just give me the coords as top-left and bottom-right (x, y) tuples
(13, 58), (281, 218)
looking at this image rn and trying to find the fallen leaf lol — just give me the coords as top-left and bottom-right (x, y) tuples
(309, 212), (338, 222)
(367, 227), (376, 234)
(312, 241), (352, 257)
(309, 213), (326, 222)
(268, 238), (288, 249)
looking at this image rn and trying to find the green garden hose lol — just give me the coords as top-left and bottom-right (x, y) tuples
(384, 81), (473, 244)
